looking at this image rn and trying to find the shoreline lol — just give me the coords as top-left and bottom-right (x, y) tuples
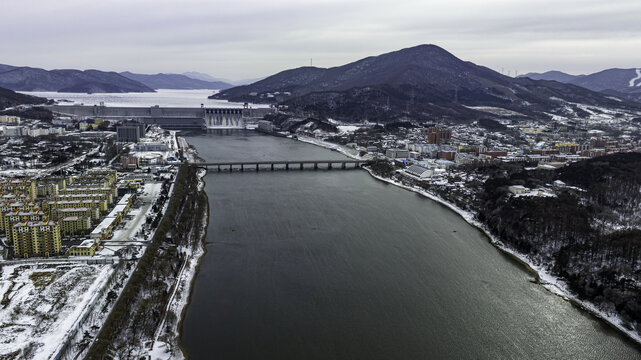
(149, 140), (210, 359)
(176, 168), (210, 359)
(295, 134), (641, 348)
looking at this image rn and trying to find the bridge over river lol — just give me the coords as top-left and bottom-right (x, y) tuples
(190, 159), (371, 172)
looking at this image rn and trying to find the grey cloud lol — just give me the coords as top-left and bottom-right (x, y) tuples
(1, 0), (639, 79)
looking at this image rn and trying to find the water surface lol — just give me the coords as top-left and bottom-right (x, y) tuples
(20, 89), (267, 108)
(182, 130), (641, 359)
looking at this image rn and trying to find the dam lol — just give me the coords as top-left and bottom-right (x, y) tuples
(46, 104), (274, 130)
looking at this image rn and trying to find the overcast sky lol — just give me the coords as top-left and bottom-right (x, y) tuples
(2, 0), (640, 80)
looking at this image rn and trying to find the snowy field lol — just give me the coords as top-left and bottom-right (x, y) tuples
(0, 262), (113, 359)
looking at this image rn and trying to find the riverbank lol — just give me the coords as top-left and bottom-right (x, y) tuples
(149, 140), (210, 359)
(176, 174), (209, 359)
(149, 172), (208, 359)
(297, 135), (371, 161)
(295, 134), (641, 348)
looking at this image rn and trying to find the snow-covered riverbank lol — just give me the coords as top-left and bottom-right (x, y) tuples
(295, 134), (641, 346)
(296, 135), (371, 161)
(149, 140), (209, 359)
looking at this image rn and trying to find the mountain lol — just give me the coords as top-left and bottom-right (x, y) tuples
(212, 44), (641, 122)
(0, 64), (17, 73)
(215, 66), (327, 99)
(519, 71), (578, 83)
(182, 72), (264, 86)
(120, 72), (232, 90)
(0, 86), (47, 110)
(521, 68), (641, 102)
(181, 71), (227, 83)
(569, 68), (641, 102)
(0, 66), (153, 93)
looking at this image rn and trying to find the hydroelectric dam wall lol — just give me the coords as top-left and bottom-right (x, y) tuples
(46, 105), (274, 130)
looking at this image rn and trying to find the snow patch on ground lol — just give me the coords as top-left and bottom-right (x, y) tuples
(0, 262), (113, 359)
(465, 106), (525, 117)
(514, 188), (557, 198)
(629, 69), (641, 87)
(544, 112), (569, 122)
(296, 136), (371, 160)
(336, 125), (360, 133)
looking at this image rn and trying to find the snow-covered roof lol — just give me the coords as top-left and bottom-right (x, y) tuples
(91, 216), (118, 237)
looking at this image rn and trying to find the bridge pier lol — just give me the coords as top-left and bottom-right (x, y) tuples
(328, 162), (333, 170)
(341, 162), (346, 169)
(314, 163), (318, 170)
(229, 164), (232, 172)
(285, 163), (289, 171)
(256, 164), (259, 171)
(299, 163), (304, 170)
(271, 164), (274, 171)
(241, 164), (244, 172)
(217, 165), (221, 172)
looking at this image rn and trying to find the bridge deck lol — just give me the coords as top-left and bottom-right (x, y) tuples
(191, 160), (368, 166)
(189, 160), (371, 172)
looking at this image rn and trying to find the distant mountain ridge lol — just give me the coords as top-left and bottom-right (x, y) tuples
(212, 44), (641, 122)
(120, 72), (232, 90)
(181, 71), (231, 83)
(0, 64), (17, 73)
(182, 71), (265, 86)
(0, 65), (153, 93)
(520, 68), (641, 102)
(520, 71), (579, 83)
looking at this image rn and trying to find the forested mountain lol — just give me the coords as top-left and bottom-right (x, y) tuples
(0, 66), (153, 93)
(0, 86), (47, 110)
(521, 68), (641, 102)
(212, 45), (641, 122)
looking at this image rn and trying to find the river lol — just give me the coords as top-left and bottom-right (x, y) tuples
(182, 130), (641, 359)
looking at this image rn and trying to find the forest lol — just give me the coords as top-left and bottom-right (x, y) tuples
(476, 153), (641, 332)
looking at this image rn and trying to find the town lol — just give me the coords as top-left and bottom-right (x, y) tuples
(257, 101), (641, 196)
(1, 94), (640, 358)
(0, 110), (188, 358)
